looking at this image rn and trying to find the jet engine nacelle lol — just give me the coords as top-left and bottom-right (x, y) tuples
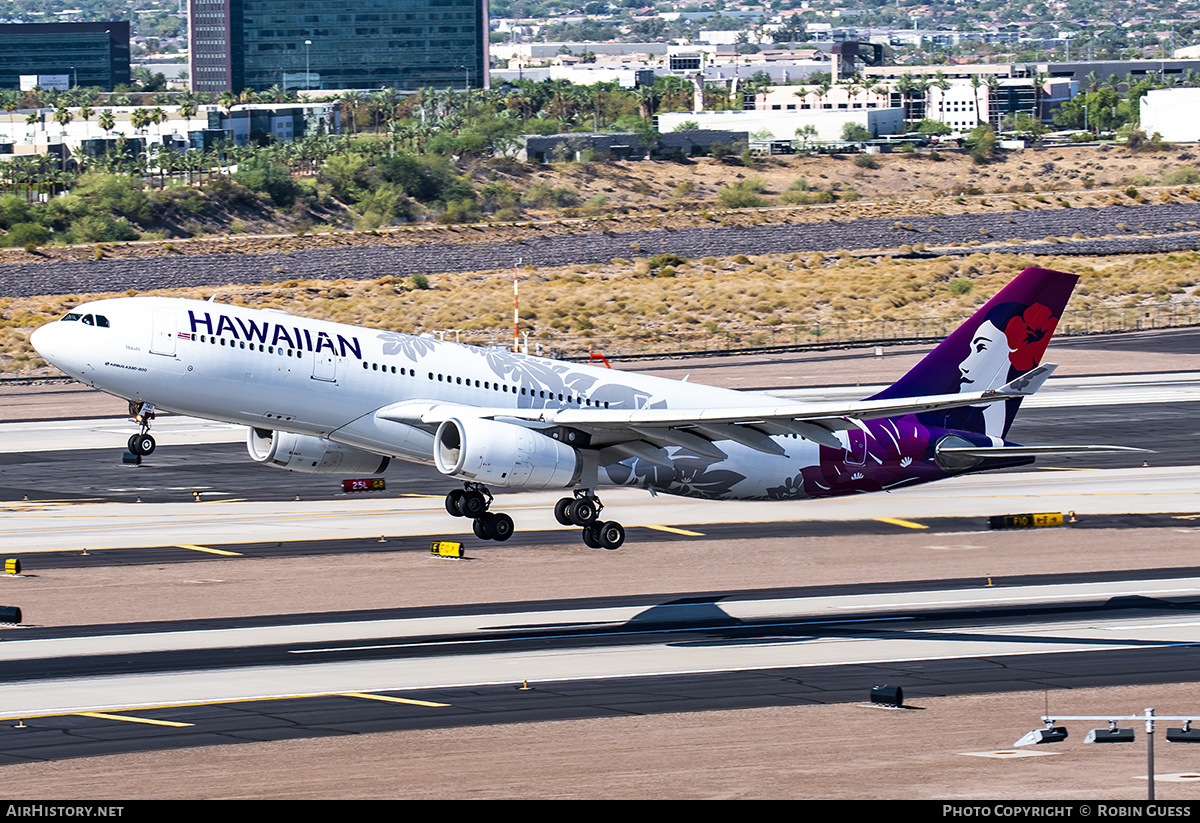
(434, 417), (580, 489)
(247, 428), (390, 475)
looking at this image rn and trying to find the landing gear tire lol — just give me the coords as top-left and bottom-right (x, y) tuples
(445, 489), (466, 517)
(472, 516), (492, 540)
(128, 433), (155, 456)
(486, 512), (514, 542)
(596, 520), (625, 550)
(568, 498), (598, 526)
(473, 512), (514, 542)
(583, 521), (625, 550)
(554, 497), (574, 527)
(460, 490), (488, 519)
(582, 523), (602, 549)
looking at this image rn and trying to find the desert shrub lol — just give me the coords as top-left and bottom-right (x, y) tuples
(1, 222), (50, 248)
(647, 253), (688, 270)
(1163, 167), (1200, 185)
(716, 177), (767, 209)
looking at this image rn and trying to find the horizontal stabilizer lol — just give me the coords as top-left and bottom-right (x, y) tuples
(938, 444), (1151, 458)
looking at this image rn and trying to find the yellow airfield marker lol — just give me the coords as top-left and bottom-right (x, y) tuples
(341, 692), (449, 708)
(642, 525), (706, 537)
(77, 712), (193, 727)
(875, 517), (928, 530)
(175, 544), (243, 556)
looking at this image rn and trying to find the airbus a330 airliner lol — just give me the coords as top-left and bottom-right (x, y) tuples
(31, 266), (1136, 549)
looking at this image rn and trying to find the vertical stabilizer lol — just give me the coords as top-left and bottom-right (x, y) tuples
(869, 267), (1077, 438)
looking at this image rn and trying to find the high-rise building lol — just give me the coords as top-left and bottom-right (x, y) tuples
(0, 23), (131, 91)
(189, 0), (489, 94)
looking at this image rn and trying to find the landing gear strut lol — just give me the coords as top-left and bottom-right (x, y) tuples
(126, 401), (156, 456)
(555, 489), (625, 550)
(445, 482), (514, 542)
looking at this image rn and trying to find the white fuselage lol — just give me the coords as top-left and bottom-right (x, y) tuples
(32, 296), (848, 500)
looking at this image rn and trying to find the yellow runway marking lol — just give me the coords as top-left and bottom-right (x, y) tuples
(341, 692), (449, 708)
(175, 544), (243, 556)
(642, 525), (706, 536)
(876, 517), (928, 530)
(77, 712), (193, 727)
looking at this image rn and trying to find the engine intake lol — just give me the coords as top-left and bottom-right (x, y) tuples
(247, 428), (389, 475)
(434, 417), (580, 489)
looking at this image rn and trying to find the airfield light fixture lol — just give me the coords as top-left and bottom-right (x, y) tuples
(1015, 708), (1200, 800)
(1013, 722), (1068, 747)
(1084, 721), (1134, 743)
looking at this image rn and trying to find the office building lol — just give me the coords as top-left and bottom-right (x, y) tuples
(0, 22), (131, 91)
(190, 0), (489, 94)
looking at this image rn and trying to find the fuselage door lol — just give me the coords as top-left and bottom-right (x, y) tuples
(150, 310), (176, 356)
(844, 428), (867, 467)
(313, 352), (336, 382)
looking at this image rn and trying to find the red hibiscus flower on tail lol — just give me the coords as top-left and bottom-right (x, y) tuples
(1004, 303), (1059, 371)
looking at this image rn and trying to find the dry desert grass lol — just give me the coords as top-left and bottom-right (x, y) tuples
(3, 248), (1199, 375)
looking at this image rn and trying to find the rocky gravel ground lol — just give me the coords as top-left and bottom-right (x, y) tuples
(2, 203), (1199, 299)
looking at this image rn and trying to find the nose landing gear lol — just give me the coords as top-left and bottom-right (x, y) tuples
(126, 402), (156, 456)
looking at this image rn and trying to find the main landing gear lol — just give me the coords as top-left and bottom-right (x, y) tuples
(126, 401), (156, 456)
(445, 483), (514, 542)
(444, 484), (626, 550)
(554, 490), (625, 550)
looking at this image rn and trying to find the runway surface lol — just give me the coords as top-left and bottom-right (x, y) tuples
(1, 348), (1199, 780)
(3, 569), (1200, 764)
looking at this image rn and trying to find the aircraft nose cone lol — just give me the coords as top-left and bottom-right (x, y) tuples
(30, 322), (58, 363)
(31, 321), (76, 375)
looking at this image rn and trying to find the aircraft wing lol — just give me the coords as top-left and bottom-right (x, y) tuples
(377, 364), (1058, 456)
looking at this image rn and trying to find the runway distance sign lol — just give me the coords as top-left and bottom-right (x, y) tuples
(989, 512), (1064, 529)
(343, 478), (386, 493)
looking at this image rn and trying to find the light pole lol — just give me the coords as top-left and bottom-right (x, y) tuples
(305, 40), (312, 92)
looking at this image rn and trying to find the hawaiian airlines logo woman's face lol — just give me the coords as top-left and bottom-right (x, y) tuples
(959, 318), (1013, 392)
(960, 302), (1060, 393)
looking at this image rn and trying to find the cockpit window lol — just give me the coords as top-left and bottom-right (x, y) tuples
(95, 315), (109, 327)
(82, 315), (94, 325)
(62, 313), (81, 322)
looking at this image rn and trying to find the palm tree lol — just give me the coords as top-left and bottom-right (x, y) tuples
(53, 107), (73, 162)
(1, 91), (18, 132)
(983, 74), (1001, 129)
(339, 90), (363, 134)
(98, 109), (115, 142)
(78, 103), (94, 140)
(130, 107), (151, 136)
(969, 74), (984, 126)
(149, 107), (169, 144)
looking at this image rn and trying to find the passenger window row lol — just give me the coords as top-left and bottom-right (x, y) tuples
(358, 361), (610, 408)
(193, 333), (301, 358)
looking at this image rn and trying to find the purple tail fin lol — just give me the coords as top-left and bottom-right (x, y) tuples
(870, 267), (1078, 438)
